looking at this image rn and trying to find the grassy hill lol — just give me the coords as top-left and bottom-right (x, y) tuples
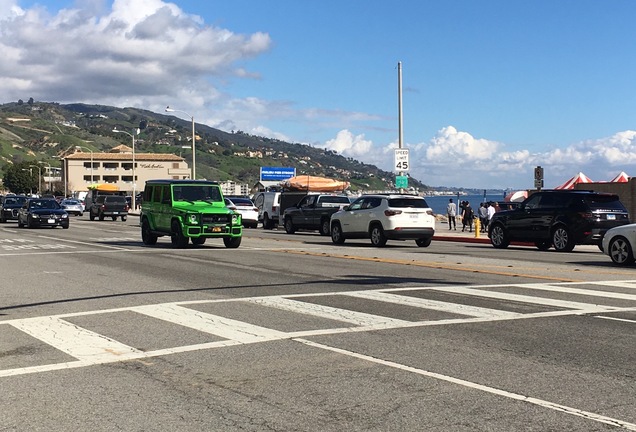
(0, 101), (430, 192)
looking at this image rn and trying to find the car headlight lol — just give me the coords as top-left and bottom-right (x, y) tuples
(232, 214), (240, 225)
(32, 214), (40, 218)
(187, 214), (198, 224)
(62, 214), (68, 219)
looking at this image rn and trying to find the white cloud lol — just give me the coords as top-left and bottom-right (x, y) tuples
(321, 130), (373, 158)
(0, 0), (271, 111)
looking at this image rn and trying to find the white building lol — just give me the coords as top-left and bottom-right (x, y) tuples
(62, 145), (190, 196)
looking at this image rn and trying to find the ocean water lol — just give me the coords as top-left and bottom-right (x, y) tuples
(423, 194), (507, 216)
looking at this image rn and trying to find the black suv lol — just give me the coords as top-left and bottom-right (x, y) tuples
(488, 190), (630, 252)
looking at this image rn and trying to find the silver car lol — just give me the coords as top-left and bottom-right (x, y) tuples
(60, 199), (84, 216)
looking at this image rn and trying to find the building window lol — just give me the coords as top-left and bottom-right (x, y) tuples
(173, 163), (179, 169)
(122, 163), (133, 171)
(103, 162), (119, 170)
(103, 175), (119, 183)
(83, 175), (98, 182)
(122, 175), (135, 183)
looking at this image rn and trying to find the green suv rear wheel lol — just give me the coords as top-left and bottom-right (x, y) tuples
(171, 220), (189, 248)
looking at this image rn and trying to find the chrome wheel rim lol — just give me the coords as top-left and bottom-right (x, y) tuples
(610, 239), (629, 264)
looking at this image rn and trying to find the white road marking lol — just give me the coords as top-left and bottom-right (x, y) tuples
(10, 316), (143, 363)
(248, 296), (411, 326)
(131, 303), (287, 343)
(594, 315), (636, 324)
(516, 283), (636, 301)
(344, 290), (522, 319)
(295, 338), (636, 431)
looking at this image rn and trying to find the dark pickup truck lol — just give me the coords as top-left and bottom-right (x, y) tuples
(282, 193), (351, 235)
(89, 195), (129, 221)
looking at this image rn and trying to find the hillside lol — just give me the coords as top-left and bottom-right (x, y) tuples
(0, 101), (429, 192)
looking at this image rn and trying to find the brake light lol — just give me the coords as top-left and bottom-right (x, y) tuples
(384, 209), (402, 217)
(272, 205), (278, 212)
(579, 211), (594, 219)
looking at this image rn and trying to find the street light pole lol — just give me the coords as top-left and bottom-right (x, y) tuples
(165, 106), (196, 179)
(113, 128), (140, 211)
(29, 165), (41, 195)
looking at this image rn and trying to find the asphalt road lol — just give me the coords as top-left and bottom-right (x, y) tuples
(1, 216), (635, 431)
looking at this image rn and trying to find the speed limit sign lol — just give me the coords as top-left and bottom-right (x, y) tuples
(394, 149), (409, 172)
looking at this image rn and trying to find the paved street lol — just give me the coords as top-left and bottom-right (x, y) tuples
(0, 217), (635, 431)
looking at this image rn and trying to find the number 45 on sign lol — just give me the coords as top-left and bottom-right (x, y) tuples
(394, 149), (409, 172)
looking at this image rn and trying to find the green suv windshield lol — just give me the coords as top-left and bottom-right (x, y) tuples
(173, 185), (222, 202)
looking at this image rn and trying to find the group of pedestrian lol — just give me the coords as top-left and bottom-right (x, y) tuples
(446, 199), (498, 233)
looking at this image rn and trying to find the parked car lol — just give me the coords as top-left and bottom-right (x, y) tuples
(0, 195), (27, 222)
(252, 191), (281, 229)
(283, 193), (351, 235)
(140, 179), (242, 248)
(60, 199), (84, 216)
(17, 198), (69, 229)
(602, 223), (636, 265)
(225, 196), (259, 228)
(330, 194), (436, 247)
(488, 190), (630, 252)
(89, 195), (129, 221)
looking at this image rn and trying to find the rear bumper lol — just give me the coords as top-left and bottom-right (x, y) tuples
(385, 227), (435, 240)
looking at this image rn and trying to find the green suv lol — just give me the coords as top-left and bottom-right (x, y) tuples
(140, 180), (242, 248)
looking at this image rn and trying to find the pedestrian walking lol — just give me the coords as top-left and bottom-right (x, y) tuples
(446, 198), (457, 230)
(478, 202), (488, 233)
(462, 202), (474, 232)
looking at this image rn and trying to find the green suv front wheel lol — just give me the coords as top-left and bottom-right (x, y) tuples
(223, 237), (241, 248)
(171, 220), (189, 248)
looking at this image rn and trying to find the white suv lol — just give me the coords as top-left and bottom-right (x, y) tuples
(330, 194), (435, 247)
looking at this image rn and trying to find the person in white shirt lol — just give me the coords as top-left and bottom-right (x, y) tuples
(446, 198), (457, 230)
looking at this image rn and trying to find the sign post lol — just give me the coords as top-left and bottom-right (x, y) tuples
(394, 149), (410, 172)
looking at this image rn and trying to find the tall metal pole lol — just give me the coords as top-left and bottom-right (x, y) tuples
(397, 61), (404, 192)
(191, 116), (196, 180)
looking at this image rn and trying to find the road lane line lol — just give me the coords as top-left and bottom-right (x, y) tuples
(516, 283), (636, 301)
(594, 315), (636, 324)
(36, 234), (132, 250)
(10, 316), (144, 363)
(295, 338), (636, 431)
(344, 291), (522, 319)
(131, 303), (287, 343)
(421, 286), (619, 311)
(248, 297), (411, 326)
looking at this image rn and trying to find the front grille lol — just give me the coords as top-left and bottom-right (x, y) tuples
(202, 214), (230, 224)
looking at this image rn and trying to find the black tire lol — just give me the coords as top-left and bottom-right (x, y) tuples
(319, 218), (331, 236)
(141, 218), (158, 245)
(89, 211), (95, 221)
(223, 236), (242, 248)
(27, 215), (35, 229)
(62, 223), (69, 229)
(79, 212), (83, 217)
(369, 225), (387, 247)
(608, 236), (635, 266)
(552, 226), (575, 252)
(489, 224), (510, 249)
(284, 217), (296, 234)
(99, 212), (105, 221)
(111, 216), (117, 221)
(416, 238), (432, 247)
(121, 216), (127, 222)
(331, 222), (346, 244)
(191, 237), (206, 245)
(263, 214), (274, 230)
(0, 216), (5, 223)
(170, 220), (188, 248)
(535, 240), (551, 251)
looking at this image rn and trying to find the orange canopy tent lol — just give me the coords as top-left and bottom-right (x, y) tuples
(281, 175), (350, 192)
(554, 172), (593, 190)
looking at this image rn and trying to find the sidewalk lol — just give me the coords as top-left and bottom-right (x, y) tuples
(433, 226), (491, 244)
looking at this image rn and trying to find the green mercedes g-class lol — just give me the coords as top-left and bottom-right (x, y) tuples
(140, 180), (242, 248)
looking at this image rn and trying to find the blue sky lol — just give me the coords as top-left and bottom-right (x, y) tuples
(2, 0), (636, 189)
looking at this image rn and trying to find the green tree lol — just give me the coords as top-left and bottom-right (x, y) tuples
(2, 161), (38, 194)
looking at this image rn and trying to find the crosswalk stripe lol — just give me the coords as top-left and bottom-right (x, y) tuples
(344, 291), (522, 319)
(517, 283), (636, 301)
(420, 286), (619, 311)
(10, 316), (143, 363)
(130, 303), (287, 343)
(248, 297), (411, 327)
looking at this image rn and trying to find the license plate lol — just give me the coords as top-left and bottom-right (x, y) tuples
(47, 219), (55, 224)
(607, 214), (616, 220)
(410, 214), (419, 219)
(212, 227), (222, 232)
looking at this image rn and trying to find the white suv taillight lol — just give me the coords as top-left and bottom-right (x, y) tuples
(384, 209), (402, 217)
